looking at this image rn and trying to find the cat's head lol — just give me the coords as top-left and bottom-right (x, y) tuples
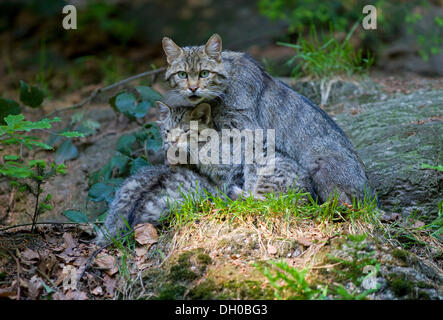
(162, 34), (228, 106)
(156, 101), (213, 156)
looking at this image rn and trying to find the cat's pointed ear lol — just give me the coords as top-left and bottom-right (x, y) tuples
(191, 103), (212, 125)
(162, 37), (183, 64)
(204, 34), (222, 62)
(156, 101), (171, 121)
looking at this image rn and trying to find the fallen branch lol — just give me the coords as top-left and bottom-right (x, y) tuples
(43, 67), (166, 119)
(76, 225), (143, 289)
(0, 221), (100, 233)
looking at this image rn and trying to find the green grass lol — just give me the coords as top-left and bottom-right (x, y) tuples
(162, 186), (380, 229)
(278, 23), (373, 80)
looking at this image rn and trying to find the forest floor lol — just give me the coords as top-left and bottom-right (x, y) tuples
(0, 70), (442, 300)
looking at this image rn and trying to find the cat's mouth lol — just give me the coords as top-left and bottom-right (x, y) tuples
(188, 95), (203, 103)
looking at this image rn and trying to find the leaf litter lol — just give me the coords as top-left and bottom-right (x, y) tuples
(0, 222), (159, 300)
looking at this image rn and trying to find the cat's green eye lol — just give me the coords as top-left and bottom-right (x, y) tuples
(199, 70), (210, 78)
(177, 71), (188, 79)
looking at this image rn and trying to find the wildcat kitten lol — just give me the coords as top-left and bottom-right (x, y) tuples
(157, 101), (244, 198)
(161, 34), (377, 205)
(157, 101), (316, 201)
(95, 165), (218, 245)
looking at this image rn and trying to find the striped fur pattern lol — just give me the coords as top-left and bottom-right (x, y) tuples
(95, 165), (218, 244)
(162, 34), (377, 204)
(157, 102), (317, 201)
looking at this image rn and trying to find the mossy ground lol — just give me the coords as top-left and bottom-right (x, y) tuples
(110, 190), (442, 300)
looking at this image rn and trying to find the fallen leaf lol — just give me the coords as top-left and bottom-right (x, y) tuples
(412, 220), (425, 228)
(62, 232), (77, 255)
(56, 290), (88, 300)
(296, 237), (312, 247)
(134, 223), (158, 246)
(135, 247), (148, 257)
(27, 275), (43, 299)
(20, 248), (40, 262)
(95, 253), (118, 276)
(267, 244), (277, 255)
(0, 286), (16, 299)
(103, 275), (116, 298)
(61, 265), (78, 292)
(91, 286), (103, 296)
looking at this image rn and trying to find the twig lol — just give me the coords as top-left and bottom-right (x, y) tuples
(0, 221), (97, 233)
(76, 225), (143, 289)
(43, 67), (166, 119)
(7, 250), (21, 300)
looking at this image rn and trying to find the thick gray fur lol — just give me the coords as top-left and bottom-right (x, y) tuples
(95, 165), (218, 244)
(160, 103), (317, 201)
(163, 49), (376, 204)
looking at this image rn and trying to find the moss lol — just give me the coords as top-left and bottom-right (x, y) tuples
(168, 251), (198, 282)
(416, 281), (432, 289)
(188, 279), (274, 300)
(416, 290), (431, 300)
(196, 253), (212, 266)
(392, 249), (409, 265)
(187, 279), (217, 300)
(153, 283), (187, 300)
(387, 273), (414, 297)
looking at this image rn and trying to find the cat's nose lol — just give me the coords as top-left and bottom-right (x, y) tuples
(189, 85), (199, 93)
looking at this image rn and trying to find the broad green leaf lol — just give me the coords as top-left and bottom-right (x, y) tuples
(29, 160), (46, 168)
(143, 123), (163, 152)
(116, 133), (136, 155)
(55, 140), (79, 164)
(88, 183), (115, 202)
(0, 98), (21, 125)
(133, 100), (150, 118)
(114, 92), (136, 115)
(0, 165), (34, 178)
(63, 210), (89, 223)
(130, 157), (151, 175)
(19, 80), (45, 108)
(135, 86), (162, 104)
(4, 155), (19, 160)
(110, 151), (130, 173)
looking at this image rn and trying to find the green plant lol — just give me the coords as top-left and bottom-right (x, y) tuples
(258, 0), (360, 34)
(258, 260), (327, 300)
(0, 81), (83, 231)
(278, 24), (373, 80)
(259, 0), (442, 63)
(62, 85), (164, 224)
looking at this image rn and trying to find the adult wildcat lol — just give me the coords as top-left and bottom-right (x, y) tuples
(161, 34), (376, 205)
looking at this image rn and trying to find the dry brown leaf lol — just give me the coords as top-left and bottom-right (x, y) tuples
(37, 254), (58, 276)
(296, 237), (312, 247)
(103, 275), (116, 298)
(267, 244), (277, 255)
(135, 247), (148, 257)
(20, 248), (40, 262)
(62, 232), (77, 254)
(412, 220), (425, 228)
(91, 286), (104, 296)
(95, 253), (118, 276)
(134, 223), (158, 246)
(0, 286), (16, 299)
(27, 275), (43, 300)
(61, 265), (78, 292)
(55, 290), (88, 300)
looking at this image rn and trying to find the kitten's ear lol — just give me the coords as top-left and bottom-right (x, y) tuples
(204, 34), (222, 62)
(162, 37), (183, 64)
(190, 103), (212, 125)
(156, 101), (171, 121)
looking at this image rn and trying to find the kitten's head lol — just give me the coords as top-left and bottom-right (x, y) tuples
(162, 34), (228, 105)
(156, 101), (213, 157)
